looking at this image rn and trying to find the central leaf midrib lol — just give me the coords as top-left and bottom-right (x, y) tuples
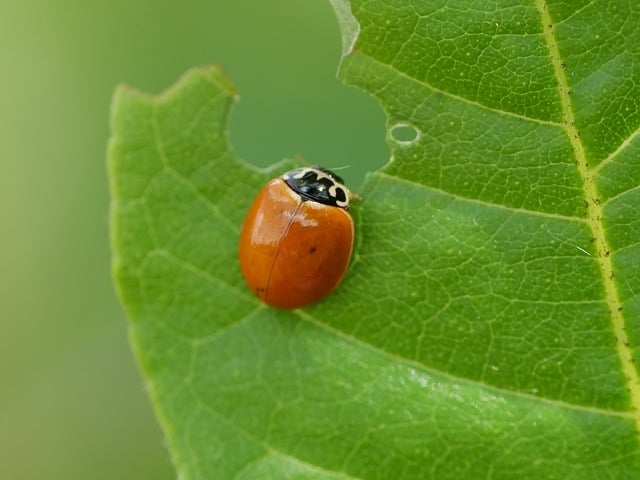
(537, 0), (640, 425)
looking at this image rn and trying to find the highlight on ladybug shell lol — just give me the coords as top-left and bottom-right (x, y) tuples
(238, 166), (355, 309)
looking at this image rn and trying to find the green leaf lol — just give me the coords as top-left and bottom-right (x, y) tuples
(109, 1), (640, 478)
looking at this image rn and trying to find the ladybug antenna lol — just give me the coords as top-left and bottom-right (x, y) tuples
(323, 164), (351, 171)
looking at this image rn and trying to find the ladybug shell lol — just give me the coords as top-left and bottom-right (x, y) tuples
(238, 178), (354, 309)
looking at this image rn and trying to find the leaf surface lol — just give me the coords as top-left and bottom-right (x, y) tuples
(109, 1), (640, 478)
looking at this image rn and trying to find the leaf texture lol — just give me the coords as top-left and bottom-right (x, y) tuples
(109, 1), (640, 478)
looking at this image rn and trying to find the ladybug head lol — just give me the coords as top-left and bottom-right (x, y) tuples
(282, 166), (350, 209)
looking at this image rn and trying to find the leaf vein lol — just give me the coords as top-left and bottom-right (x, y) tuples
(360, 51), (564, 128)
(294, 309), (632, 420)
(602, 183), (640, 208)
(592, 123), (640, 176)
(538, 0), (640, 430)
(187, 392), (366, 480)
(377, 171), (588, 223)
(150, 103), (239, 235)
(142, 248), (256, 305)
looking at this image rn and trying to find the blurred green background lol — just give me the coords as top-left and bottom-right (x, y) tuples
(0, 0), (385, 478)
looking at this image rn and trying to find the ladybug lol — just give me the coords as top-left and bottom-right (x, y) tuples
(238, 166), (355, 309)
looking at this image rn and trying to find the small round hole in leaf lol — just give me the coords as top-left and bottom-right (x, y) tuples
(390, 123), (419, 144)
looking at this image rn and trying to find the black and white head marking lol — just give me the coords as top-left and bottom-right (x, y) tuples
(282, 166), (350, 209)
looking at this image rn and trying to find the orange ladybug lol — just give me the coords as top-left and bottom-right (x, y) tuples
(238, 166), (355, 309)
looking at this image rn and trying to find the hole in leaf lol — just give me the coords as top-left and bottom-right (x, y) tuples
(390, 123), (419, 144)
